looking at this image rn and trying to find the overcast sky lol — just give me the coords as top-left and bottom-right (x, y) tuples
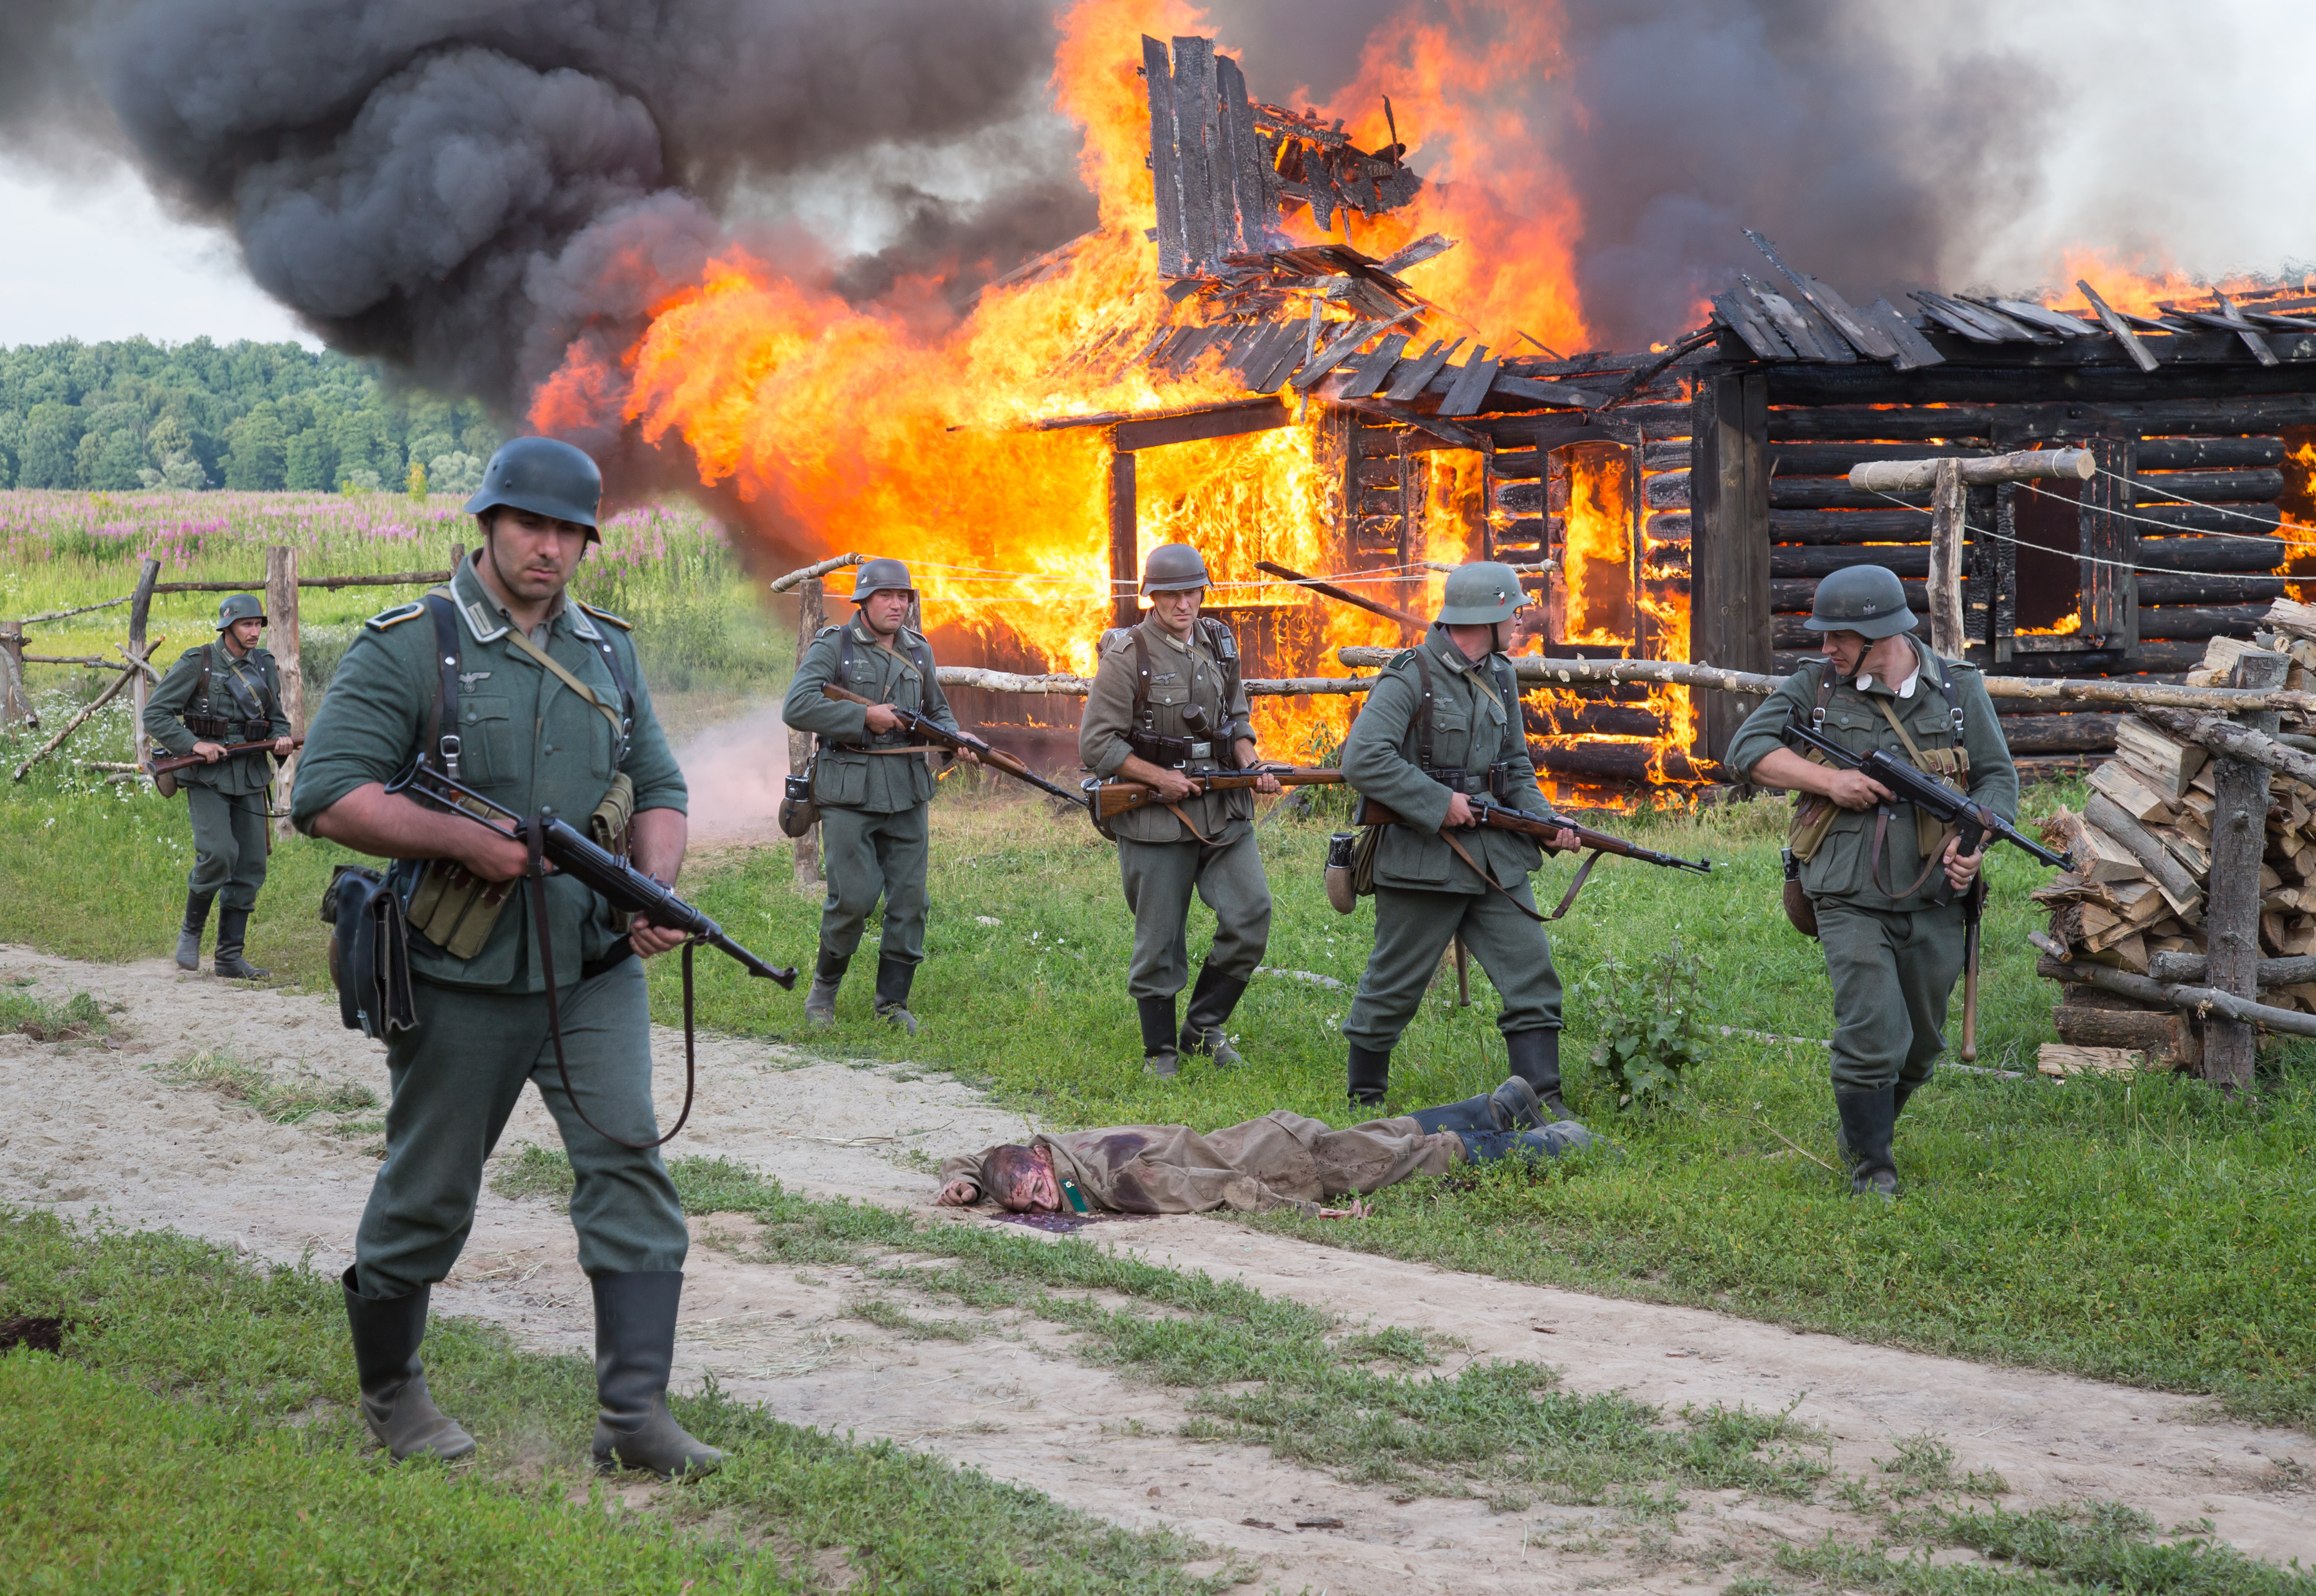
(2, 0), (2310, 351)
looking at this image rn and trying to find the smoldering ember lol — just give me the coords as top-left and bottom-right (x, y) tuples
(3, 6), (2316, 1593)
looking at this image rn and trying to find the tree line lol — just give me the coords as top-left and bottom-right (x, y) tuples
(0, 338), (503, 495)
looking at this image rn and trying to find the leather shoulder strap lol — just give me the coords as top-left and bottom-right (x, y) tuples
(1411, 647), (1436, 769)
(423, 594), (463, 779)
(1131, 627), (1153, 729)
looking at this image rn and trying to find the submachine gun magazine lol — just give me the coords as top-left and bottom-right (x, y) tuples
(1779, 720), (2072, 898)
(387, 764), (798, 987)
(819, 683), (1083, 805)
(1359, 796), (1713, 874)
(1088, 766), (1345, 820)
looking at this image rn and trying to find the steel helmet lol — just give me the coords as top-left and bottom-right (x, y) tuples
(849, 558), (916, 603)
(1435, 561), (1528, 625)
(214, 592), (266, 632)
(1141, 544), (1211, 595)
(463, 437), (602, 538)
(1806, 565), (1916, 638)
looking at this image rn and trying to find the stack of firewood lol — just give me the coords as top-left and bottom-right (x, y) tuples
(2034, 599), (2316, 1065)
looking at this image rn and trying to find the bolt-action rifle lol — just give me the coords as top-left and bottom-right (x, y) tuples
(819, 683), (1082, 805)
(1357, 795), (1713, 875)
(1778, 720), (2072, 904)
(1087, 766), (1345, 821)
(149, 733), (305, 778)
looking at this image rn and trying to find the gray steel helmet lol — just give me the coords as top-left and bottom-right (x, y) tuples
(1806, 565), (1917, 638)
(463, 436), (602, 538)
(1141, 543), (1210, 595)
(214, 592), (265, 632)
(849, 557), (916, 603)
(1435, 561), (1528, 625)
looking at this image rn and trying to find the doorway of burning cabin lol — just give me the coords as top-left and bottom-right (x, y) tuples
(1535, 441), (1642, 656)
(1343, 421), (1496, 617)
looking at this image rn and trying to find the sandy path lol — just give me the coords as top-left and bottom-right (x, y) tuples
(3, 944), (2308, 1593)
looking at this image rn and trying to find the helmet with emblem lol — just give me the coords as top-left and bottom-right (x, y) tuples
(1140, 543), (1210, 595)
(1805, 565), (1916, 639)
(1435, 561), (1528, 625)
(849, 557), (916, 604)
(463, 437), (602, 540)
(214, 592), (266, 632)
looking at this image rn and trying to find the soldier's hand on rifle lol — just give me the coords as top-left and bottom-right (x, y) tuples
(1444, 791), (1478, 828)
(955, 748), (980, 766)
(271, 737), (295, 756)
(1942, 837), (1985, 891)
(1243, 743), (1279, 793)
(1549, 827), (1579, 853)
(863, 702), (903, 735)
(193, 741), (226, 763)
(629, 910), (689, 959)
(1824, 768), (1895, 811)
(455, 827), (535, 885)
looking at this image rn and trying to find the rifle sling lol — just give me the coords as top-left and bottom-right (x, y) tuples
(1437, 827), (1547, 924)
(499, 621), (625, 750)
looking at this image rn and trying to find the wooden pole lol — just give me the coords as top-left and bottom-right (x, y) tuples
(126, 558), (160, 762)
(1108, 438), (1139, 630)
(791, 577), (825, 891)
(10, 643), (157, 783)
(1254, 560), (1427, 630)
(2203, 649), (2289, 1090)
(1689, 371), (1771, 763)
(0, 621), (30, 728)
(1927, 457), (1967, 659)
(768, 551), (865, 595)
(266, 546), (304, 838)
(1848, 448), (2093, 494)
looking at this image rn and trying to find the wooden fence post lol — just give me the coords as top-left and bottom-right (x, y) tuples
(1107, 436), (1139, 630)
(1927, 457), (1967, 658)
(2203, 648), (2290, 1090)
(127, 558), (160, 763)
(790, 578), (825, 890)
(265, 546), (305, 838)
(0, 621), (28, 728)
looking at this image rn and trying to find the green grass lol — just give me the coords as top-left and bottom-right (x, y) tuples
(0, 1209), (1233, 1593)
(0, 987), (109, 1040)
(154, 1049), (378, 1124)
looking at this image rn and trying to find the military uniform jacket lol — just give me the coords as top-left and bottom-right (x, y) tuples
(1724, 635), (2019, 912)
(941, 1112), (1410, 1216)
(290, 556), (686, 993)
(1341, 626), (1552, 894)
(143, 641), (292, 796)
(781, 619), (960, 814)
(1078, 614), (1256, 845)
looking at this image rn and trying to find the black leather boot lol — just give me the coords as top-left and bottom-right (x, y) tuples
(341, 1267), (475, 1462)
(1834, 1088), (1900, 1199)
(1137, 995), (1180, 1077)
(1504, 1028), (1568, 1119)
(1179, 964), (1249, 1068)
(1407, 1076), (1541, 1135)
(874, 955), (918, 1036)
(804, 949), (847, 1028)
(591, 1271), (724, 1479)
(1347, 1043), (1392, 1108)
(1893, 1078), (1922, 1120)
(212, 906), (268, 980)
(176, 890), (214, 972)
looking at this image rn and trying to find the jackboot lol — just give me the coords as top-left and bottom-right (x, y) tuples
(1346, 1043), (1392, 1109)
(804, 949), (847, 1029)
(176, 890), (214, 972)
(341, 1267), (476, 1462)
(1406, 1076), (1542, 1136)
(1504, 1028), (1569, 1120)
(1834, 1087), (1900, 1200)
(1137, 995), (1180, 1078)
(873, 955), (919, 1036)
(1459, 1121), (1600, 1164)
(212, 906), (268, 980)
(591, 1271), (724, 1480)
(1893, 1078), (1922, 1121)
(1179, 964), (1249, 1069)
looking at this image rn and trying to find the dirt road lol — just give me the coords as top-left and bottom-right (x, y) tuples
(3, 944), (2307, 1593)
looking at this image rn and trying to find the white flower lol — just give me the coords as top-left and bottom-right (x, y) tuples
(976, 916), (1002, 926)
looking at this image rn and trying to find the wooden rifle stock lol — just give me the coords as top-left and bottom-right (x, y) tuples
(1357, 796), (1713, 874)
(818, 683), (1082, 804)
(1090, 767), (1344, 820)
(149, 733), (304, 777)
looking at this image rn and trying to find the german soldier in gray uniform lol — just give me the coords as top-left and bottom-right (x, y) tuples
(781, 558), (969, 1034)
(1079, 544), (1280, 1076)
(1723, 565), (2017, 1198)
(144, 592), (295, 978)
(293, 437), (721, 1478)
(1339, 563), (1580, 1110)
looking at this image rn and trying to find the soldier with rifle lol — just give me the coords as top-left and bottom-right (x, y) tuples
(781, 558), (973, 1035)
(292, 437), (724, 1479)
(1338, 562), (1585, 1111)
(1080, 544), (1281, 1076)
(1724, 564), (2023, 1200)
(144, 592), (295, 978)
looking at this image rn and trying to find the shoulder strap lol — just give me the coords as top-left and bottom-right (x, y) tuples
(1411, 647), (1437, 770)
(585, 625), (636, 760)
(1130, 628), (1153, 730)
(423, 594), (463, 779)
(1200, 618), (1241, 726)
(1490, 656), (1520, 742)
(196, 643), (214, 715)
(499, 622), (625, 756)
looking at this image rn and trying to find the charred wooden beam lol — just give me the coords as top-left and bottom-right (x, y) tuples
(1773, 546), (1930, 579)
(1766, 395), (2316, 441)
(2135, 535), (2286, 573)
(2134, 574), (2288, 607)
(1523, 701), (1666, 739)
(2131, 503), (2284, 535)
(2131, 468), (2286, 504)
(1770, 441), (1992, 475)
(1770, 578), (1929, 612)
(1774, 479), (1934, 511)
(2138, 605), (2276, 641)
(1532, 740), (1713, 782)
(2135, 436), (2286, 470)
(1769, 509), (1935, 543)
(1998, 713), (2123, 753)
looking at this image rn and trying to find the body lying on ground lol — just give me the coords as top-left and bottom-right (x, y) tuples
(936, 1077), (1595, 1217)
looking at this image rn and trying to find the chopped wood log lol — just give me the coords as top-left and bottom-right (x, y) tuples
(2114, 715), (2210, 798)
(2147, 951), (2316, 986)
(2185, 635), (2259, 688)
(2032, 933), (2316, 1038)
(769, 553), (866, 594)
(2037, 1043), (2151, 1078)
(1847, 447), (2093, 494)
(2061, 811), (2155, 888)
(2264, 597), (2316, 641)
(2050, 1004), (2198, 1066)
(2086, 760), (2176, 824)
(2136, 704), (2316, 790)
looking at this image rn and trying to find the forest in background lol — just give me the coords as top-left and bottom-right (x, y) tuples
(0, 339), (503, 497)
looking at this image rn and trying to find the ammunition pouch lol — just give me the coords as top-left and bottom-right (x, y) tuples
(1424, 761), (1511, 799)
(322, 864), (416, 1038)
(183, 711), (238, 741)
(405, 854), (516, 960)
(589, 771), (636, 855)
(1127, 729), (1233, 771)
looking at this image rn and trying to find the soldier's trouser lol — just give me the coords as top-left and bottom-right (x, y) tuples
(1117, 830), (1272, 1001)
(185, 784), (270, 910)
(1330, 1114), (1467, 1192)
(817, 803), (930, 966)
(1343, 883), (1563, 1054)
(1816, 901), (1969, 1094)
(354, 959), (688, 1299)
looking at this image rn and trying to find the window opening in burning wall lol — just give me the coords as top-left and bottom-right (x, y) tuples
(2010, 470), (2086, 636)
(1545, 442), (1638, 650)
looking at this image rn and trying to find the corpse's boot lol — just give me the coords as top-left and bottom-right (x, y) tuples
(1504, 1028), (1570, 1121)
(212, 906), (268, 980)
(1347, 1043), (1392, 1110)
(874, 955), (919, 1036)
(804, 950), (846, 1029)
(176, 890), (214, 972)
(591, 1271), (724, 1479)
(1834, 1087), (1900, 1200)
(1138, 996), (1181, 1078)
(341, 1267), (476, 1462)
(1179, 964), (1250, 1069)
(1406, 1076), (1543, 1135)
(1459, 1121), (1601, 1164)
